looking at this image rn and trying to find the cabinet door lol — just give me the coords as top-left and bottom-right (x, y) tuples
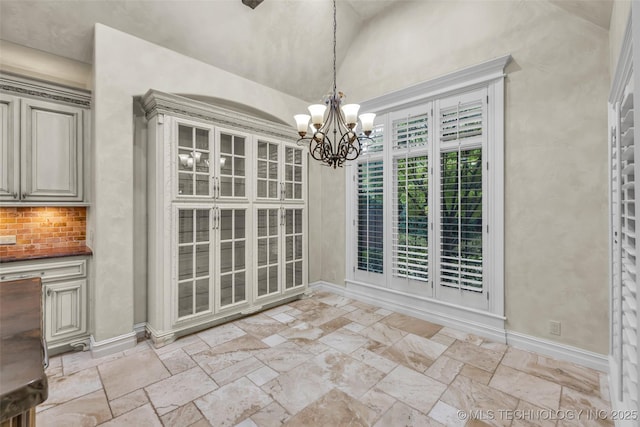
(177, 122), (213, 198)
(219, 131), (247, 199)
(176, 208), (212, 320)
(283, 208), (304, 290)
(218, 208), (248, 308)
(0, 94), (19, 201)
(256, 140), (280, 200)
(44, 279), (87, 343)
(21, 98), (83, 201)
(256, 208), (280, 298)
(283, 146), (304, 201)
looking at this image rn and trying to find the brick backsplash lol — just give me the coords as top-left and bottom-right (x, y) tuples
(0, 207), (87, 257)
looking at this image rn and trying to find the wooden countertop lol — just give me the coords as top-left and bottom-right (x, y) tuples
(0, 245), (92, 263)
(0, 277), (48, 422)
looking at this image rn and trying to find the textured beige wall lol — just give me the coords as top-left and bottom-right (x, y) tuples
(330, 0), (610, 353)
(609, 0), (632, 75)
(0, 40), (91, 89)
(308, 160), (324, 283)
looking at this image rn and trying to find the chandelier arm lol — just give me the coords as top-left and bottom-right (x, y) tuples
(338, 131), (360, 162)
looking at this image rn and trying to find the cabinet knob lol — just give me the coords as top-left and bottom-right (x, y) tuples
(46, 288), (52, 297)
(21, 192), (27, 199)
(12, 192), (17, 199)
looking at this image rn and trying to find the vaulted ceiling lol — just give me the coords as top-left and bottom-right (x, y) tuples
(0, 0), (613, 102)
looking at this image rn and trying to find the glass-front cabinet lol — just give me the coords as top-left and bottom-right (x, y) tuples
(218, 207), (248, 308)
(254, 206), (306, 300)
(219, 131), (248, 199)
(284, 146), (304, 200)
(177, 208), (212, 319)
(254, 137), (306, 303)
(142, 90), (307, 347)
(176, 121), (213, 198)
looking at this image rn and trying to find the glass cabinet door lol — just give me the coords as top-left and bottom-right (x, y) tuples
(256, 141), (279, 199)
(284, 146), (303, 200)
(256, 208), (280, 297)
(284, 208), (304, 289)
(219, 208), (247, 307)
(178, 124), (211, 197)
(219, 133), (246, 198)
(177, 209), (211, 319)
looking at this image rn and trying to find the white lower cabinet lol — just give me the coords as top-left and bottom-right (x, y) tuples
(174, 205), (251, 323)
(0, 256), (90, 353)
(254, 207), (305, 302)
(45, 279), (87, 343)
(142, 90), (307, 347)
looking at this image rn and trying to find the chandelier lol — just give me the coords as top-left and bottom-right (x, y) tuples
(294, 0), (375, 168)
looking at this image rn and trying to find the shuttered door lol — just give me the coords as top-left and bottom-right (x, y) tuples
(611, 95), (623, 387)
(436, 90), (488, 310)
(618, 79), (639, 407)
(391, 108), (431, 290)
(439, 148), (483, 291)
(393, 156), (429, 281)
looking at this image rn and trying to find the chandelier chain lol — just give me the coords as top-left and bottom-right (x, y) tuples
(333, 0), (337, 95)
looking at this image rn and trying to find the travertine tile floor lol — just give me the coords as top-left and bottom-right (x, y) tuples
(36, 292), (614, 426)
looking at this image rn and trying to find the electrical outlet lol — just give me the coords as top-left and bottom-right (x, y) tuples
(0, 235), (16, 245)
(549, 320), (561, 336)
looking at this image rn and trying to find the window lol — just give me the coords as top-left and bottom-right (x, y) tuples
(347, 71), (505, 316)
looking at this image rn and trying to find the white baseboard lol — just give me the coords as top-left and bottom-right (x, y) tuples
(310, 280), (506, 343)
(90, 331), (137, 359)
(506, 331), (608, 372)
(310, 280), (608, 373)
(133, 322), (147, 338)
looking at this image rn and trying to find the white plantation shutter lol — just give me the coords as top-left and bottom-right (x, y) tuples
(612, 94), (623, 380)
(440, 101), (483, 142)
(614, 79), (639, 408)
(391, 107), (431, 285)
(435, 90), (487, 309)
(439, 148), (483, 291)
(393, 155), (429, 282)
(357, 160), (384, 274)
(393, 112), (429, 149)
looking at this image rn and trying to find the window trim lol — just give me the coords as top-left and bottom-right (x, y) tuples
(345, 55), (509, 318)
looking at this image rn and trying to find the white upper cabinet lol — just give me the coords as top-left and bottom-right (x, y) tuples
(175, 119), (214, 198)
(218, 130), (248, 200)
(0, 74), (90, 204)
(283, 146), (304, 201)
(21, 98), (84, 201)
(255, 138), (305, 202)
(0, 94), (19, 200)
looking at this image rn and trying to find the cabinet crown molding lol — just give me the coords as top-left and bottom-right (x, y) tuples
(140, 89), (297, 142)
(0, 72), (91, 108)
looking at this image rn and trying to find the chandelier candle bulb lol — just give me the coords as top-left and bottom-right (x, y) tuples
(294, 114), (310, 135)
(341, 104), (360, 125)
(359, 113), (376, 134)
(308, 104), (326, 126)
